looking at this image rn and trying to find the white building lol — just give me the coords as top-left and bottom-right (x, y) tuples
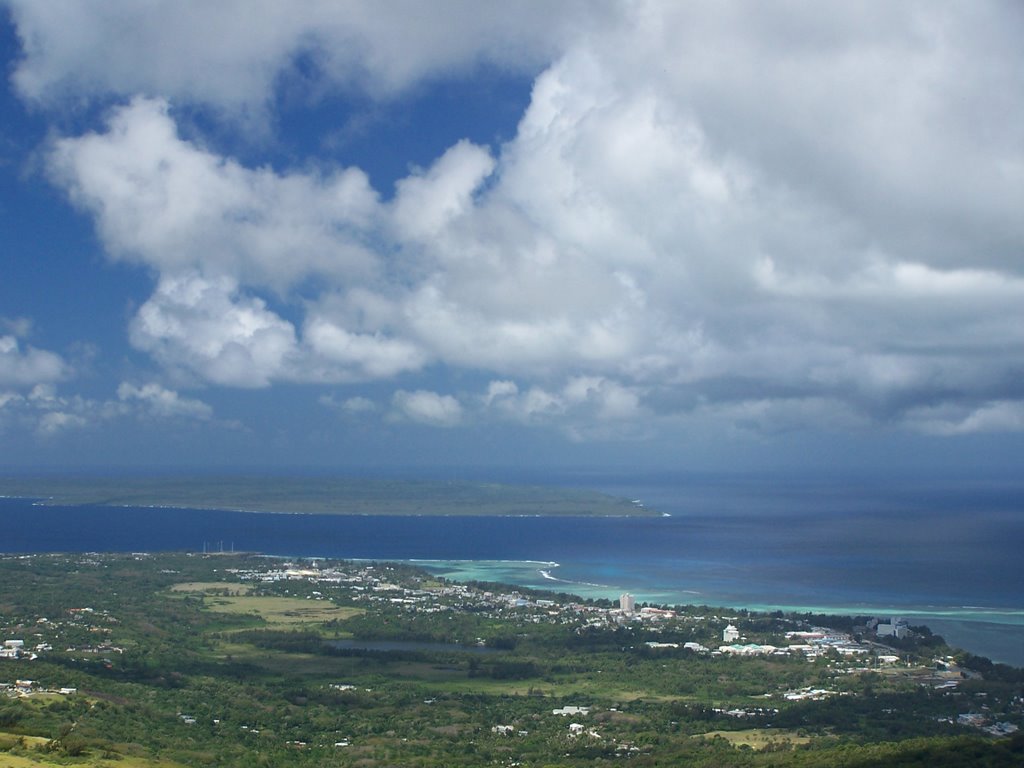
(723, 624), (740, 642)
(619, 593), (635, 614)
(718, 643), (777, 656)
(553, 706), (590, 717)
(876, 618), (910, 639)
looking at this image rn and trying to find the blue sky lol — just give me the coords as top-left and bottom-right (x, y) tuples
(1, 1), (1022, 475)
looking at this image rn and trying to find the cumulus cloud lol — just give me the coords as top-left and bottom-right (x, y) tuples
(47, 97), (379, 290)
(6, 384), (118, 437)
(0, 334), (67, 388)
(20, 2), (1024, 438)
(0, 380), (215, 437)
(391, 140), (496, 241)
(117, 382), (213, 420)
(129, 272), (299, 388)
(483, 380), (518, 406)
(392, 389), (463, 427)
(0, 326), (86, 435)
(36, 410), (88, 436)
(480, 376), (647, 440)
(303, 317), (427, 380)
(8, 0), (608, 109)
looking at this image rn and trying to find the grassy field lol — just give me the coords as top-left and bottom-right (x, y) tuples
(195, 594), (365, 626)
(0, 732), (49, 748)
(0, 756), (186, 768)
(169, 581), (253, 595)
(0, 731), (187, 768)
(697, 728), (812, 749)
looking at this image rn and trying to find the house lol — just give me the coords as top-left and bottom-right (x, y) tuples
(553, 705), (590, 716)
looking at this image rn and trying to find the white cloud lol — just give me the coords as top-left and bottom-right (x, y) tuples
(391, 140), (496, 241)
(48, 97), (380, 291)
(392, 389), (463, 427)
(22, 2), (1024, 439)
(129, 272), (299, 388)
(10, 384), (122, 437)
(342, 396), (377, 414)
(37, 411), (88, 436)
(483, 380), (518, 406)
(1, 380), (215, 437)
(303, 318), (427, 380)
(0, 334), (67, 388)
(319, 393), (377, 415)
(480, 376), (645, 439)
(8, 0), (606, 110)
(755, 257), (1024, 304)
(903, 401), (1024, 436)
(116, 382), (213, 420)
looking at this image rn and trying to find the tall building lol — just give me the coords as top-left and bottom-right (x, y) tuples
(876, 617), (910, 639)
(723, 624), (740, 642)
(619, 593), (636, 613)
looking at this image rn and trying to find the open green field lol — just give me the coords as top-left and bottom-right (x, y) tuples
(169, 581), (254, 595)
(698, 728), (813, 749)
(196, 594), (364, 626)
(0, 732), (186, 767)
(0, 475), (655, 516)
(0, 731), (49, 748)
(0, 754), (186, 768)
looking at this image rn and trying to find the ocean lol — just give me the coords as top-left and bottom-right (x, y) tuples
(1, 474), (1021, 665)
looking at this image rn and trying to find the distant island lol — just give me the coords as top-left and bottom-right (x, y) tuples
(0, 475), (657, 517)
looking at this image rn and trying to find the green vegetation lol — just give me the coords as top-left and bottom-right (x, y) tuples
(0, 551), (1021, 766)
(0, 475), (654, 516)
(697, 728), (811, 748)
(186, 594), (364, 628)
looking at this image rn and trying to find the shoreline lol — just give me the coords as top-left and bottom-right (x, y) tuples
(2, 493), (660, 518)
(415, 559), (1024, 623)
(414, 558), (1024, 667)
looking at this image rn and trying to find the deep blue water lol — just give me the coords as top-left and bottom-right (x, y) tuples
(1, 476), (1022, 665)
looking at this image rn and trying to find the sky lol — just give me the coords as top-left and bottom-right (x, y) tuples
(1, 1), (1022, 476)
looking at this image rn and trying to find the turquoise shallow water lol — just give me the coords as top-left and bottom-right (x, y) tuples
(3, 475), (1022, 666)
(415, 558), (1024, 666)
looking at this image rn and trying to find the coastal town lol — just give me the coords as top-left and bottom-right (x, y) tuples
(3, 550), (1021, 761)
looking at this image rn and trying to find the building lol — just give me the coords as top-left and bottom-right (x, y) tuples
(876, 618), (910, 639)
(718, 643), (777, 656)
(553, 706), (590, 716)
(723, 624), (740, 642)
(619, 593), (635, 614)
(640, 606), (675, 618)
